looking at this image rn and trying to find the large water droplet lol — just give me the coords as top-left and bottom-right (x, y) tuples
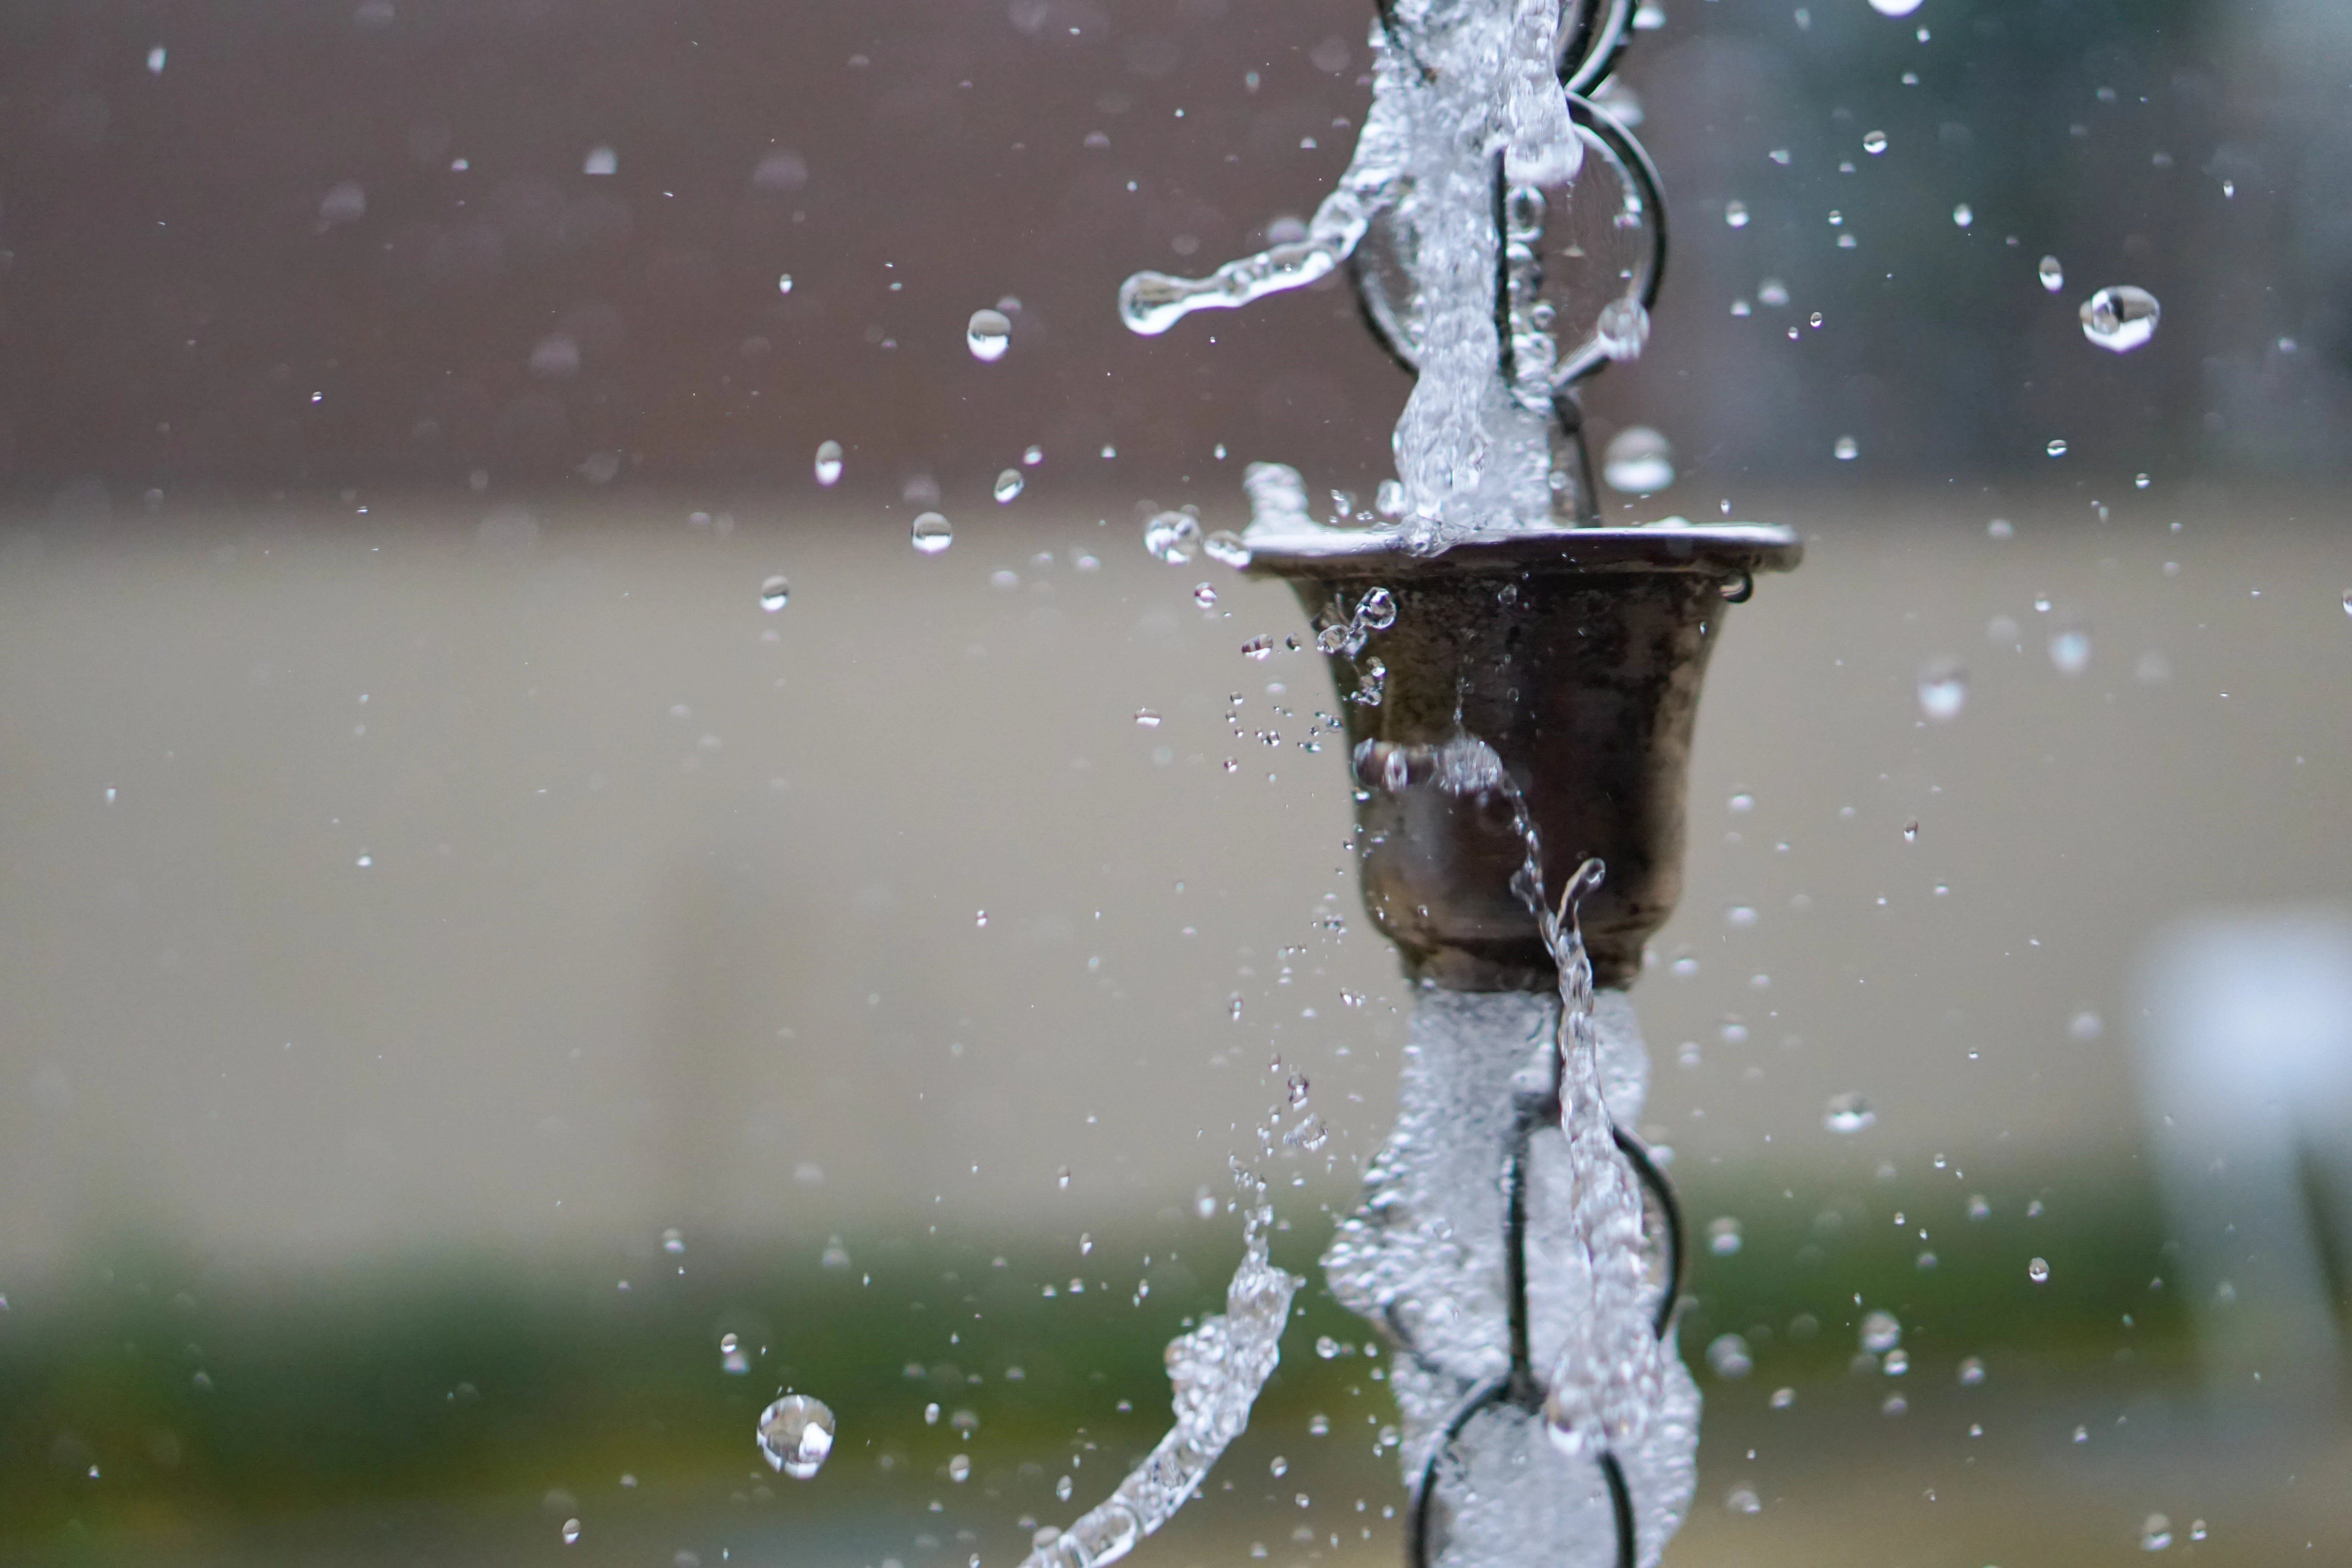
(1056, 1474), (1075, 1501)
(2049, 624), (2091, 676)
(1834, 435), (1859, 461)
(911, 512), (953, 554)
(1602, 426), (1675, 493)
(2028, 1256), (2050, 1283)
(2046, 438), (2069, 457)
(759, 575), (789, 612)
(1705, 1334), (1753, 1379)
(994, 469), (1024, 504)
(966, 309), (1012, 362)
(1595, 298), (1651, 361)
(2080, 286), (2160, 352)
(1860, 1310), (1902, 1353)
(1862, 130), (1888, 155)
(814, 441), (844, 486)
(561, 1518), (583, 1544)
(1825, 1092), (1877, 1133)
(1725, 200), (1749, 229)
(1708, 1217), (1743, 1256)
(583, 145), (617, 176)
(1917, 663), (1967, 722)
(778, 272), (794, 294)
(1957, 1356), (1987, 1385)
(1144, 511), (1202, 563)
(1203, 530), (1252, 568)
(758, 1394), (836, 1479)
(1951, 203), (1974, 228)
(948, 1453), (972, 1483)
(2141, 1513), (2172, 1552)
(2038, 255), (2064, 293)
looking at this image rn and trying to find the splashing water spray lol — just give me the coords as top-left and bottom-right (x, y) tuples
(1015, 4), (1798, 1567)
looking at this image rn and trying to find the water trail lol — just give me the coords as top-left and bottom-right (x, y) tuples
(1120, 2), (1584, 551)
(1324, 737), (1697, 1567)
(1021, 1172), (1300, 1568)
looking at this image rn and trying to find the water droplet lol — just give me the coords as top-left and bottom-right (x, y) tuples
(1725, 1484), (1762, 1514)
(948, 1454), (972, 1483)
(1951, 203), (1973, 228)
(583, 145), (617, 176)
(2079, 286), (2161, 352)
(1355, 588), (1397, 630)
(994, 469), (1024, 504)
(814, 441), (844, 486)
(1203, 530), (1252, 568)
(1758, 278), (1789, 307)
(1056, 1165), (1072, 1190)
(966, 309), (1012, 362)
(1769, 1387), (1796, 1408)
(1194, 582), (1219, 607)
(2189, 1520), (2206, 1542)
(2141, 1513), (2172, 1551)
(2046, 438), (2069, 458)
(759, 575), (789, 612)
(925, 1403), (941, 1425)
(1134, 710), (1163, 727)
(562, 1518), (583, 1544)
(1706, 1333), (1753, 1379)
(911, 513), (953, 554)
(1316, 1335), (1340, 1359)
(1144, 511), (1202, 564)
(1241, 635), (1274, 661)
(1269, 1456), (1288, 1477)
(1903, 819), (1919, 843)
(1308, 1413), (1329, 1436)
(2038, 255), (2064, 293)
(147, 45), (167, 73)
(1862, 130), (1888, 154)
(1834, 435), (1859, 461)
(757, 1394), (836, 1479)
(1860, 1310), (1901, 1352)
(1724, 200), (1749, 229)
(1595, 297), (1651, 361)
(2028, 1256), (2050, 1282)
(1868, 0), (1923, 13)
(1602, 426), (1675, 493)
(1825, 1093), (1877, 1133)
(2136, 472), (2152, 489)
(1056, 1474), (1074, 1501)
(1917, 663), (1967, 722)
(1958, 1356), (1987, 1385)
(2049, 624), (2091, 675)
(778, 273), (794, 294)
(2343, 588), (2352, 617)
(662, 1227), (685, 1254)
(1708, 1217), (1744, 1256)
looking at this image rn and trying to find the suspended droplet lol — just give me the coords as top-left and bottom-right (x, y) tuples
(1056, 1165), (1072, 1190)
(1708, 1217), (1744, 1256)
(757, 1394), (837, 1479)
(2046, 438), (2069, 457)
(1355, 587), (1397, 630)
(1269, 1456), (1288, 1478)
(1307, 1413), (1330, 1436)
(1917, 663), (1967, 722)
(1958, 1356), (1987, 1385)
(561, 1518), (583, 1544)
(1834, 435), (1859, 461)
(947, 1454), (972, 1483)
(2136, 472), (2152, 489)
(1023, 445), (1044, 465)
(147, 45), (167, 73)
(1951, 203), (1973, 228)
(1860, 1310), (1902, 1352)
(1602, 426), (1675, 494)
(1725, 200), (1749, 229)
(662, 1227), (685, 1254)
(1056, 1474), (1075, 1501)
(2038, 255), (2064, 293)
(1315, 1335), (1340, 1359)
(1594, 297), (1651, 361)
(994, 469), (1024, 504)
(1862, 130), (1888, 154)
(2028, 1256), (2050, 1283)
(1705, 1333), (1753, 1379)
(1868, 0), (1924, 13)
(778, 273), (794, 294)
(814, 441), (844, 486)
(910, 512), (953, 554)
(1194, 582), (1219, 607)
(1203, 529), (1252, 568)
(1144, 510), (1202, 564)
(1824, 1092), (1877, 1133)
(759, 575), (789, 612)
(2140, 1515), (2172, 1552)
(2049, 624), (2091, 676)
(2342, 588), (2352, 617)
(1134, 710), (1163, 727)
(2079, 285), (2160, 352)
(966, 309), (1012, 362)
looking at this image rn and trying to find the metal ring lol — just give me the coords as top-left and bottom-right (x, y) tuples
(1547, 92), (1669, 389)
(1561, 0), (1638, 96)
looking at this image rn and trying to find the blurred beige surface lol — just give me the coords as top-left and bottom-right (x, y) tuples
(1, 486), (2348, 1278)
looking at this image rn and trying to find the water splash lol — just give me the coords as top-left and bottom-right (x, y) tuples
(1323, 737), (1697, 1566)
(1120, 1), (1595, 552)
(1022, 1185), (1299, 1568)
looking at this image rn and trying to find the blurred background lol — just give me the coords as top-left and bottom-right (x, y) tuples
(2, 0), (2350, 1564)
